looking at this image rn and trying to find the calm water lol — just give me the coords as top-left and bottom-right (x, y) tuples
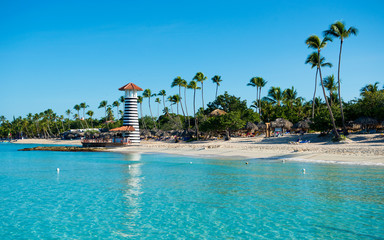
(0, 144), (383, 239)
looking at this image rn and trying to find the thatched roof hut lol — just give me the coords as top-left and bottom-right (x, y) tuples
(353, 116), (379, 130)
(257, 122), (266, 130)
(271, 118), (293, 130)
(209, 109), (227, 117)
(293, 119), (312, 130)
(245, 122), (258, 132)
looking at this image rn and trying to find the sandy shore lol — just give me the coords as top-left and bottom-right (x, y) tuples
(12, 133), (384, 165)
(13, 139), (81, 146)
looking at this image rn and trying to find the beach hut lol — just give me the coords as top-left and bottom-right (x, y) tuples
(271, 118), (293, 136)
(293, 119), (312, 132)
(244, 122), (258, 135)
(353, 116), (379, 131)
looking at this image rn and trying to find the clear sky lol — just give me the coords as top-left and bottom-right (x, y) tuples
(1, 0), (384, 120)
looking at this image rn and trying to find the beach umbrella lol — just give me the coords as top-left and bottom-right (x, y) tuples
(256, 122), (266, 130)
(208, 109), (227, 117)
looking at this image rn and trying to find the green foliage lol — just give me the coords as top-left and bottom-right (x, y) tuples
(139, 116), (156, 130)
(158, 114), (183, 130)
(200, 111), (246, 139)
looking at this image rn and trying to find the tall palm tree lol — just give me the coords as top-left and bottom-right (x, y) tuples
(79, 102), (89, 119)
(86, 110), (94, 128)
(193, 72), (207, 110)
(112, 100), (120, 119)
(171, 76), (186, 117)
(360, 82), (380, 97)
(65, 109), (71, 120)
(323, 75), (338, 106)
(181, 79), (189, 118)
(98, 100), (108, 121)
(306, 35), (340, 139)
(266, 87), (283, 106)
(256, 77), (267, 115)
(188, 80), (201, 140)
(170, 95), (181, 115)
(324, 21), (358, 135)
(73, 104), (81, 118)
(142, 89), (156, 128)
(305, 52), (333, 119)
(158, 90), (167, 111)
(137, 96), (146, 129)
(247, 77), (258, 108)
(211, 75), (222, 99)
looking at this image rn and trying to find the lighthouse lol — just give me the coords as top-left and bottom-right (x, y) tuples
(118, 82), (143, 144)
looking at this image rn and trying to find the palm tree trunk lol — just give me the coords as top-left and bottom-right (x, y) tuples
(148, 97), (156, 129)
(215, 85), (218, 100)
(318, 53), (340, 139)
(184, 88), (190, 128)
(201, 82), (204, 110)
(258, 87), (262, 116)
(256, 87), (259, 114)
(194, 89), (199, 140)
(162, 96), (166, 112)
(140, 103), (146, 130)
(179, 87), (185, 117)
(338, 39), (347, 135)
(312, 68), (318, 119)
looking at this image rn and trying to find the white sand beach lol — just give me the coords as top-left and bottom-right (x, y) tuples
(13, 133), (384, 165)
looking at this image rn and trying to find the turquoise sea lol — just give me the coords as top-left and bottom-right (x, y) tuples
(0, 143), (383, 239)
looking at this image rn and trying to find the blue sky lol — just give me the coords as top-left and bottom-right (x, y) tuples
(1, 0), (384, 119)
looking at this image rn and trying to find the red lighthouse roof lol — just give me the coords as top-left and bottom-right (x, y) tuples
(118, 83), (143, 91)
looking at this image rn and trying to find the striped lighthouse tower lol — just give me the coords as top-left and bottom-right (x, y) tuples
(118, 83), (143, 144)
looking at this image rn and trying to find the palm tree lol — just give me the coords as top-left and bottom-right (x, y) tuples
(155, 98), (161, 118)
(171, 76), (186, 117)
(142, 89), (156, 128)
(137, 96), (146, 129)
(167, 96), (174, 113)
(247, 77), (259, 108)
(283, 86), (298, 107)
(305, 52), (333, 119)
(106, 105), (114, 122)
(112, 100), (120, 119)
(193, 72), (207, 110)
(360, 82), (380, 97)
(188, 80), (201, 140)
(211, 75), (222, 99)
(266, 87), (283, 106)
(324, 21), (358, 135)
(79, 102), (89, 119)
(73, 104), (81, 118)
(306, 34), (340, 139)
(170, 95), (181, 115)
(256, 77), (267, 115)
(158, 90), (167, 111)
(86, 110), (94, 128)
(98, 100), (108, 121)
(323, 75), (338, 106)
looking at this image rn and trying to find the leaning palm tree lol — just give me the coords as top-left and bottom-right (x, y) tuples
(211, 75), (222, 99)
(324, 21), (358, 135)
(181, 79), (190, 128)
(193, 72), (207, 110)
(305, 52), (333, 119)
(323, 75), (338, 106)
(171, 76), (186, 117)
(98, 100), (108, 121)
(306, 35), (340, 139)
(137, 96), (146, 129)
(142, 89), (156, 128)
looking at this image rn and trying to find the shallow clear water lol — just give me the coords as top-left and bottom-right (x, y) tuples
(0, 144), (383, 239)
